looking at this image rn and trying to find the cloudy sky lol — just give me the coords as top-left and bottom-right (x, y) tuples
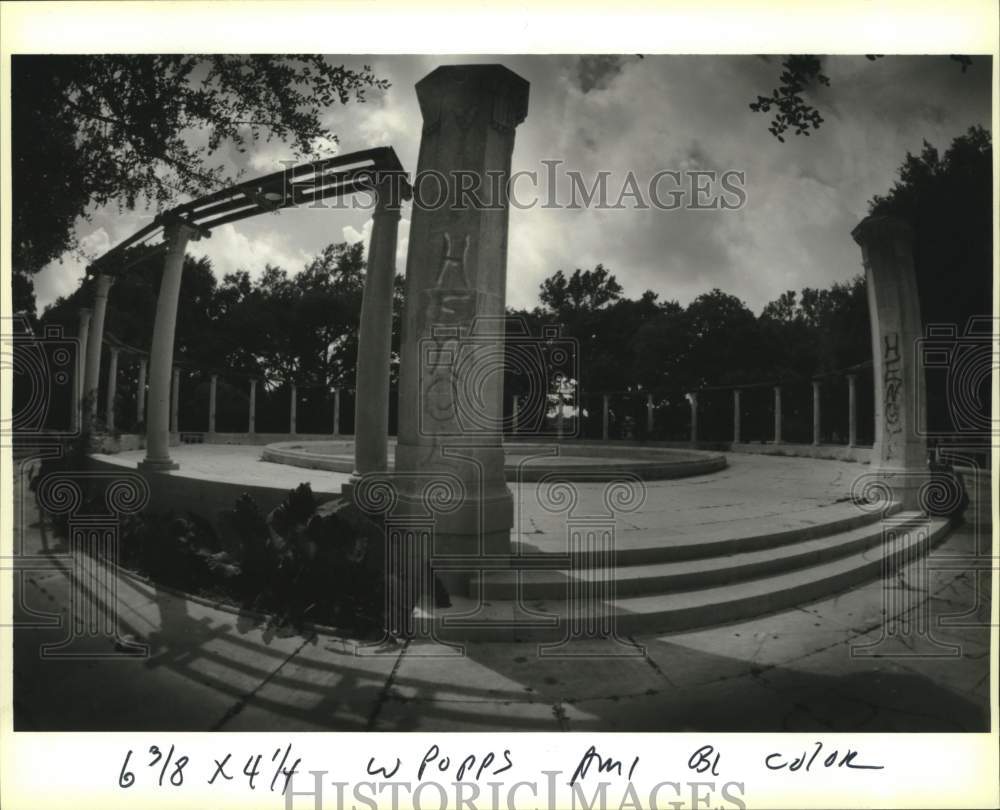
(33, 54), (992, 314)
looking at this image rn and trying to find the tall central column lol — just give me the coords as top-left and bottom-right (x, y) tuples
(395, 64), (530, 584)
(354, 178), (403, 474)
(141, 221), (201, 471)
(852, 215), (927, 507)
(83, 273), (113, 427)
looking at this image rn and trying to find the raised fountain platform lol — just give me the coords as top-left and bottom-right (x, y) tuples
(260, 438), (727, 481)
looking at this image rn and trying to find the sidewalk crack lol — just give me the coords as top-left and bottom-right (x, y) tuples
(365, 639), (410, 731)
(210, 632), (317, 731)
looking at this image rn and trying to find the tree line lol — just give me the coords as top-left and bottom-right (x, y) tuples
(36, 126), (991, 436)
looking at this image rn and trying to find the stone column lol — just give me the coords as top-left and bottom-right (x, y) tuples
(208, 373), (218, 436)
(136, 357), (147, 426)
(847, 373), (858, 448)
(105, 347), (119, 432)
(852, 215), (927, 506)
(289, 382), (297, 435)
(645, 393), (654, 435)
(248, 379), (257, 435)
(83, 273), (113, 426)
(394, 64), (530, 583)
(602, 394), (610, 440)
(733, 388), (742, 443)
(773, 385), (783, 444)
(353, 178), (402, 474)
(689, 392), (699, 443)
(170, 368), (180, 434)
(332, 387), (341, 436)
(141, 221), (202, 470)
(511, 395), (519, 434)
(83, 273), (111, 426)
(75, 309), (91, 432)
(812, 380), (822, 445)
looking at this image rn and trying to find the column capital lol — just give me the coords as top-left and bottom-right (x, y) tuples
(93, 272), (114, 298)
(851, 215), (914, 273)
(161, 216), (210, 244)
(416, 63), (530, 135)
(850, 214), (912, 248)
(369, 173), (406, 218)
(159, 219), (208, 271)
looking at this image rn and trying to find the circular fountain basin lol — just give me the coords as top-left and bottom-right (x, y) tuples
(261, 439), (726, 481)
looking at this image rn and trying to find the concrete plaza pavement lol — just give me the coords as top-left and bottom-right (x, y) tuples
(9, 452), (993, 732)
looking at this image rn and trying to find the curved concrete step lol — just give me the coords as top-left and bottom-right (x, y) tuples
(428, 513), (951, 640)
(474, 512), (927, 600)
(510, 501), (900, 566)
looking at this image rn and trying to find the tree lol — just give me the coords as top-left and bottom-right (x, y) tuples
(538, 266), (623, 314)
(868, 126), (992, 332)
(868, 125), (993, 435)
(11, 55), (389, 313)
(750, 55), (974, 142)
(681, 289), (762, 387)
(758, 277), (869, 380)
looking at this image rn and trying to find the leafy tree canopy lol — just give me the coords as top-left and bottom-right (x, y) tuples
(750, 55), (974, 142)
(11, 55), (388, 312)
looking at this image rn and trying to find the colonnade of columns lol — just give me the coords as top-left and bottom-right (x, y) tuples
(722, 378), (859, 447)
(70, 163), (397, 472)
(515, 375), (865, 446)
(71, 339), (349, 444)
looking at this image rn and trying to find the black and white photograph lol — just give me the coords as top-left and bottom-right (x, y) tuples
(1, 2), (997, 809)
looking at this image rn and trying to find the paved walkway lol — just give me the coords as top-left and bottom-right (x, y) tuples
(95, 446), (871, 552)
(10, 455), (992, 732)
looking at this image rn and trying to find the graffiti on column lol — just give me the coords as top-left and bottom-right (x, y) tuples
(422, 231), (487, 435)
(883, 332), (903, 459)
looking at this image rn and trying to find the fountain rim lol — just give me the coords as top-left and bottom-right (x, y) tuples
(261, 438), (727, 481)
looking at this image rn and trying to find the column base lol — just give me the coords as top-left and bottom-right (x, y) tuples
(870, 465), (927, 512)
(138, 457), (179, 472)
